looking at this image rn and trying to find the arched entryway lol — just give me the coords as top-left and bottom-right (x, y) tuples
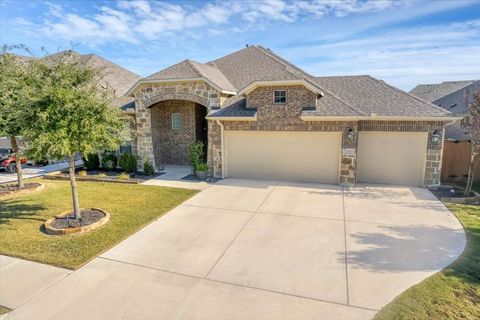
(149, 99), (208, 168)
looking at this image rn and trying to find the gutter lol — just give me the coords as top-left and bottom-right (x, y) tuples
(206, 114), (257, 122)
(300, 115), (463, 122)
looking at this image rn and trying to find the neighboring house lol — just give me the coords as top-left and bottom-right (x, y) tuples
(410, 80), (480, 182)
(3, 51), (141, 155)
(124, 45), (457, 187)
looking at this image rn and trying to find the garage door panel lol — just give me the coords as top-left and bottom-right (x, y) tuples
(225, 131), (341, 184)
(357, 132), (427, 186)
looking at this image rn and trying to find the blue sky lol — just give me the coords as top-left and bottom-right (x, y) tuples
(2, 0), (480, 90)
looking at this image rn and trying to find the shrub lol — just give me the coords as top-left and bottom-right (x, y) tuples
(143, 160), (155, 176)
(78, 170), (87, 177)
(117, 172), (130, 180)
(97, 172), (107, 177)
(102, 152), (117, 170)
(119, 153), (137, 173)
(197, 163), (208, 172)
(189, 141), (204, 173)
(82, 153), (100, 170)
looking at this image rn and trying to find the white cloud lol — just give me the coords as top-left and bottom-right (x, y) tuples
(288, 19), (480, 89)
(34, 0), (417, 45)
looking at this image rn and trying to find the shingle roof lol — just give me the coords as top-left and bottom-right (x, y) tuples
(44, 50), (141, 108)
(313, 76), (450, 117)
(207, 98), (257, 118)
(425, 80), (480, 140)
(145, 59), (236, 92)
(410, 80), (475, 102)
(211, 46), (313, 91)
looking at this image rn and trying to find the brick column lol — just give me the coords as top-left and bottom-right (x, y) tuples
(340, 123), (358, 186)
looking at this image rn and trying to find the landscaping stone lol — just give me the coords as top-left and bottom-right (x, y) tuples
(44, 208), (110, 235)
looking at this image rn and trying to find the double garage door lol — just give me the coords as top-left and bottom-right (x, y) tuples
(224, 131), (428, 186)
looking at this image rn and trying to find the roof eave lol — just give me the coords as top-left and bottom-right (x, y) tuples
(300, 115), (463, 122)
(206, 114), (257, 121)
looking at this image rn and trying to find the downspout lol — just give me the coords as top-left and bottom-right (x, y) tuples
(216, 119), (225, 179)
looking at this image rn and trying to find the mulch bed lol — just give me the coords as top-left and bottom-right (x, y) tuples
(181, 174), (220, 183)
(50, 209), (106, 229)
(0, 182), (42, 196)
(430, 187), (471, 200)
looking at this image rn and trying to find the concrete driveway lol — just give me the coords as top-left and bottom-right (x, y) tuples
(6, 179), (466, 320)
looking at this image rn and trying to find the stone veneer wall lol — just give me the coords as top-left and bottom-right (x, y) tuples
(133, 81), (222, 170)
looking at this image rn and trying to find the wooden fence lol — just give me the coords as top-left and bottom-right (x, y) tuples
(441, 140), (480, 183)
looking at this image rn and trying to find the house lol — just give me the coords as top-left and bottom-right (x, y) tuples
(125, 45), (458, 186)
(411, 80), (480, 182)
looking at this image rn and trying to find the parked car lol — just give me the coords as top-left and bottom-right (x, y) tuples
(0, 148), (27, 173)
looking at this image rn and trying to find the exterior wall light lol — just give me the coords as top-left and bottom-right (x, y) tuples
(346, 128), (354, 140)
(431, 130), (441, 143)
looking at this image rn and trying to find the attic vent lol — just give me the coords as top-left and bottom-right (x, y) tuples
(449, 104), (457, 109)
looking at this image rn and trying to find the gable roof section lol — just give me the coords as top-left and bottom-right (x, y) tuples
(313, 76), (451, 118)
(410, 80), (476, 102)
(140, 59), (236, 94)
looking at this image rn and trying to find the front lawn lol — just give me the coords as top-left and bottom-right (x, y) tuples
(375, 203), (480, 320)
(0, 179), (198, 269)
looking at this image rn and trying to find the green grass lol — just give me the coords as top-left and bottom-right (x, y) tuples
(0, 179), (198, 269)
(375, 203), (480, 320)
(0, 305), (10, 315)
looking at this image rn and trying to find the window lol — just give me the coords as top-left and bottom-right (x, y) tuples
(273, 90), (287, 104)
(172, 113), (182, 130)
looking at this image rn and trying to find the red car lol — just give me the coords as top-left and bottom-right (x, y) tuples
(0, 148), (27, 173)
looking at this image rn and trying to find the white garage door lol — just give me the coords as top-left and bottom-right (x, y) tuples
(357, 132), (428, 186)
(225, 131), (341, 183)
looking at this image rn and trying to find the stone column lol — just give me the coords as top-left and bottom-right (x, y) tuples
(340, 123), (358, 186)
(207, 120), (222, 177)
(135, 101), (156, 172)
(423, 127), (444, 185)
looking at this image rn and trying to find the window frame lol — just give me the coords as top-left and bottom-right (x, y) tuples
(171, 113), (182, 131)
(273, 90), (287, 104)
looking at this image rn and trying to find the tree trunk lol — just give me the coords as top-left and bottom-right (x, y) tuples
(464, 153), (479, 196)
(69, 154), (81, 220)
(10, 137), (23, 189)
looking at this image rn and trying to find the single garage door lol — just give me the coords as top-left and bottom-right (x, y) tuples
(225, 131), (341, 183)
(357, 131), (427, 186)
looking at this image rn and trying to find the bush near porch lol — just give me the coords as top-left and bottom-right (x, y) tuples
(375, 202), (480, 320)
(0, 179), (198, 269)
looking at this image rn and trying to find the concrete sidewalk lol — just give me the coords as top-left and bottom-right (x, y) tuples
(0, 255), (71, 310)
(142, 165), (211, 190)
(0, 161), (83, 185)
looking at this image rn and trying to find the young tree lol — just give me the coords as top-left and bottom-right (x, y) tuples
(0, 45), (35, 188)
(463, 90), (480, 196)
(26, 51), (126, 220)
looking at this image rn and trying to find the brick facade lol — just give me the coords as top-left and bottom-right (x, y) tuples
(207, 85), (445, 186)
(151, 100), (206, 166)
(130, 82), (445, 186)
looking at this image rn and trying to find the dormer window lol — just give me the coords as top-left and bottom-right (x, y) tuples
(273, 90), (287, 104)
